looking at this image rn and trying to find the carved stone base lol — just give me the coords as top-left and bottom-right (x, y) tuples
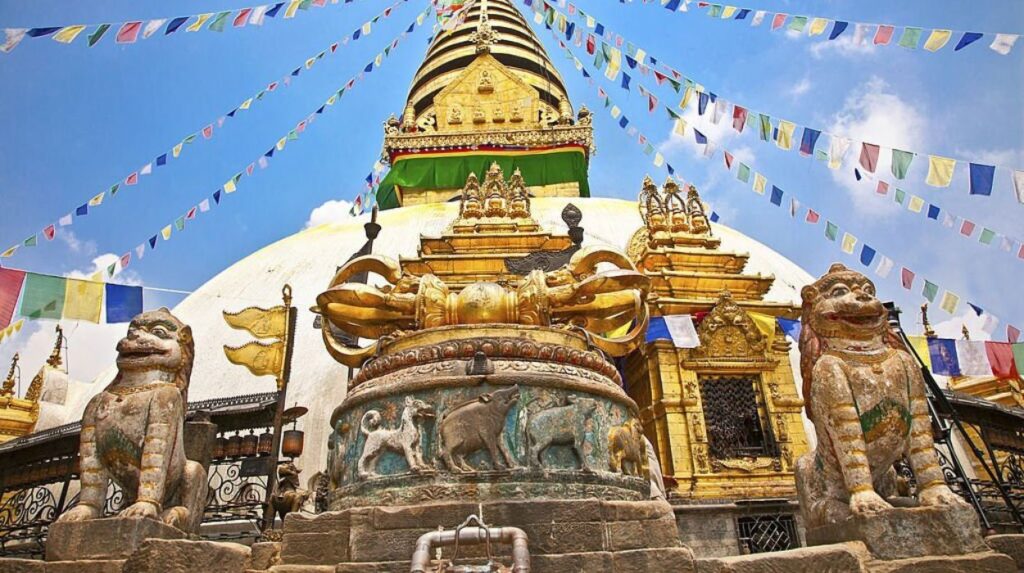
(804, 504), (987, 561)
(46, 517), (185, 562)
(277, 498), (695, 572)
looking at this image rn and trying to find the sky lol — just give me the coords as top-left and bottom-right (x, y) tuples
(0, 0), (1022, 385)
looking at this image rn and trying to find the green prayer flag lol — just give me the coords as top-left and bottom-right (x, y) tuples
(299, 0), (314, 9)
(891, 149), (914, 180)
(758, 114), (771, 141)
(737, 163), (751, 183)
(825, 222), (838, 241)
(19, 273), (66, 320)
(88, 24), (110, 47)
(593, 49), (605, 70)
(666, 108), (682, 121)
(815, 149), (829, 162)
(707, 4), (723, 18)
(175, 217), (185, 231)
(787, 16), (808, 32)
(256, 90), (266, 100)
(643, 143), (654, 156)
(107, 263), (116, 277)
(922, 280), (938, 302)
(183, 134), (197, 144)
(109, 183), (120, 197)
(898, 27), (922, 49)
(667, 78), (681, 93)
(1012, 344), (1024, 373)
(979, 228), (996, 245)
(208, 11), (231, 32)
(894, 188), (906, 204)
(288, 130), (299, 141)
(23, 236), (37, 247)
(233, 173), (243, 183)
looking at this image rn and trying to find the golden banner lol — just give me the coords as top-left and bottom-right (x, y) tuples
(223, 340), (285, 381)
(222, 306), (288, 340)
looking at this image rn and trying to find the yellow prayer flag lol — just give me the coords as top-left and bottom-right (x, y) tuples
(223, 179), (237, 193)
(841, 232), (857, 254)
(187, 14), (213, 32)
(586, 15), (596, 28)
(939, 291), (960, 314)
(276, 137), (287, 151)
(721, 6), (737, 18)
(635, 48), (646, 63)
(284, 0), (301, 19)
(908, 195), (925, 212)
(1, 247), (16, 258)
(748, 312), (777, 339)
(239, 98), (253, 110)
(923, 29), (952, 52)
(224, 340), (285, 379)
(63, 279), (103, 323)
(416, 13), (425, 26)
(604, 47), (621, 80)
(53, 25), (87, 44)
(88, 192), (104, 207)
(808, 18), (829, 36)
(161, 225), (172, 240)
(907, 336), (932, 369)
(326, 95), (337, 105)
(752, 172), (767, 194)
(653, 152), (665, 167)
(679, 87), (694, 110)
(610, 105), (621, 119)
(374, 53), (383, 67)
(925, 155), (955, 187)
(673, 118), (687, 136)
(172, 143), (184, 158)
(362, 21), (372, 35)
(305, 57), (315, 69)
(776, 120), (796, 151)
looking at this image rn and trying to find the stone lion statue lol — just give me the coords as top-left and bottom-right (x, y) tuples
(58, 308), (208, 533)
(795, 264), (965, 529)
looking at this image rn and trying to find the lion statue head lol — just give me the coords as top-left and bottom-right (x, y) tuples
(112, 308), (195, 400)
(798, 264), (901, 420)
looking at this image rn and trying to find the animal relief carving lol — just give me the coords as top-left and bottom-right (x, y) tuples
(358, 397), (435, 478)
(525, 395), (598, 471)
(438, 385), (520, 473)
(608, 419), (648, 477)
(57, 309), (208, 534)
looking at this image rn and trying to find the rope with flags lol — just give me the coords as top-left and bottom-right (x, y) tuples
(0, 0), (410, 263)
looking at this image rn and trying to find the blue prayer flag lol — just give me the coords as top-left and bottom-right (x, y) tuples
(27, 27), (61, 37)
(968, 303), (984, 316)
(106, 283), (143, 323)
(955, 32), (984, 51)
(799, 128), (821, 156)
(595, 23), (604, 36)
(645, 317), (671, 342)
(621, 73), (631, 90)
(694, 130), (707, 145)
(364, 62), (373, 73)
(619, 116), (629, 128)
(770, 186), (784, 206)
(227, 109), (237, 117)
(266, 3), (285, 18)
(353, 29), (361, 40)
(213, 190), (222, 204)
(829, 21), (848, 40)
(663, 0), (682, 10)
(76, 203), (88, 216)
(736, 9), (750, 20)
(927, 338), (961, 376)
(666, 164), (675, 175)
(860, 244), (876, 266)
(854, 168), (862, 181)
(166, 17), (189, 35)
(698, 92), (709, 115)
(968, 163), (995, 196)
(625, 55), (637, 69)
(778, 318), (801, 342)
(148, 236), (157, 249)
(156, 154), (167, 166)
(927, 205), (940, 220)
(710, 211), (720, 222)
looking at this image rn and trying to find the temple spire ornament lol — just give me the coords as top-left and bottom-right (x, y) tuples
(470, 8), (498, 54)
(1, 353), (18, 397)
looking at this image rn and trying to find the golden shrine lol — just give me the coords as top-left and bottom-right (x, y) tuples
(0, 327), (65, 443)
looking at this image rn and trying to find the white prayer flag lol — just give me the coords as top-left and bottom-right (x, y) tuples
(1, 28), (27, 54)
(664, 315), (700, 348)
(990, 34), (1019, 56)
(828, 136), (851, 170)
(249, 5), (269, 26)
(751, 11), (766, 26)
(955, 340), (991, 376)
(59, 213), (73, 226)
(1013, 170), (1024, 204)
(874, 255), (894, 279)
(143, 19), (167, 39)
(199, 199), (211, 212)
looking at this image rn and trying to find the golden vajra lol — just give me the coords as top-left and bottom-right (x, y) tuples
(313, 246), (651, 367)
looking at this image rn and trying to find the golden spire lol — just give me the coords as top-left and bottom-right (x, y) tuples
(921, 303), (935, 338)
(1, 353), (18, 397)
(47, 324), (64, 369)
(962, 324), (971, 341)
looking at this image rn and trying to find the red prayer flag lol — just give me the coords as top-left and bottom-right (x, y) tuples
(116, 21), (142, 44)
(202, 124), (214, 139)
(1019, 244), (1024, 259)
(985, 342), (1019, 378)
(874, 25), (895, 45)
(267, 81), (278, 92)
(805, 209), (820, 223)
(876, 181), (889, 195)
(313, 0), (326, 6)
(653, 70), (667, 85)
(43, 225), (56, 240)
(246, 163), (255, 176)
(1009, 325), (1022, 343)
(771, 13), (787, 31)
(234, 8), (252, 27)
(900, 267), (915, 290)
(724, 151), (734, 169)
(120, 253), (131, 269)
(0, 268), (26, 329)
(859, 143), (880, 173)
(586, 34), (595, 55)
(960, 220), (976, 237)
(185, 207), (197, 220)
(648, 94), (657, 112)
(732, 106), (747, 133)
(330, 42), (338, 53)
(125, 172), (139, 186)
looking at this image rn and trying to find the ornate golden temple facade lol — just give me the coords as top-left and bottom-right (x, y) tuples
(0, 328), (65, 443)
(624, 178), (808, 501)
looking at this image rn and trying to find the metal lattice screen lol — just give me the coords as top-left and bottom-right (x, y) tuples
(699, 376), (772, 459)
(736, 514), (799, 554)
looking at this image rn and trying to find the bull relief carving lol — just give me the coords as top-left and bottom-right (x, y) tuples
(690, 292), (768, 360)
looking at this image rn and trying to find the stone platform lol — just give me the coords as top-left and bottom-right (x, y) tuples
(274, 498), (696, 572)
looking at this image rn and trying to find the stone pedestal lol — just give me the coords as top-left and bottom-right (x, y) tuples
(46, 517), (186, 562)
(804, 504), (987, 561)
(276, 498), (696, 572)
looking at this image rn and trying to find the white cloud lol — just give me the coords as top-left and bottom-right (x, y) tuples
(931, 308), (996, 341)
(58, 230), (97, 256)
(787, 77), (812, 99)
(657, 98), (745, 162)
(65, 253), (143, 286)
(809, 34), (878, 59)
(305, 199), (355, 228)
(826, 76), (927, 215)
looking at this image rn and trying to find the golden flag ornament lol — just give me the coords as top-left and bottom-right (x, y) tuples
(223, 340), (285, 379)
(222, 306), (288, 339)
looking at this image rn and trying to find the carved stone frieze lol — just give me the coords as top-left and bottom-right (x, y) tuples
(382, 125), (594, 157)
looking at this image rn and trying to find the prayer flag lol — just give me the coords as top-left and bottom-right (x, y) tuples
(790, 197), (799, 217)
(787, 16), (807, 33)
(922, 280), (938, 302)
(142, 19), (166, 39)
(187, 14), (214, 32)
(87, 24), (112, 46)
(799, 128), (820, 156)
(925, 155), (955, 187)
(986, 343), (1019, 378)
(908, 195), (925, 213)
(771, 13), (787, 31)
(76, 203), (88, 216)
(174, 217), (185, 231)
(927, 338), (960, 376)
(770, 186), (783, 206)
(927, 205), (940, 220)
(284, 0), (302, 18)
(758, 114), (771, 141)
(939, 290), (960, 314)
(737, 163), (751, 183)
(0, 269), (26, 329)
(859, 143), (880, 173)
(106, 283), (143, 323)
(825, 221), (838, 241)
(1013, 170), (1024, 204)
(908, 336), (932, 369)
(19, 273), (66, 320)
(752, 172), (767, 194)
(860, 244), (876, 266)
(749, 312), (778, 340)
(663, 315), (700, 348)
(751, 11), (766, 26)
(898, 27), (922, 49)
(960, 219), (976, 237)
(841, 232), (857, 254)
(955, 32), (983, 51)
(1011, 326), (1022, 344)
(116, 22), (142, 44)
(27, 28), (61, 38)
(43, 225), (55, 241)
(829, 21), (848, 40)
(891, 149), (913, 180)
(53, 25), (87, 43)
(249, 5), (269, 26)
(808, 18), (829, 37)
(59, 213), (72, 226)
(876, 181), (889, 195)
(63, 279), (103, 323)
(724, 151), (734, 169)
(172, 143), (184, 158)
(806, 209), (820, 224)
(778, 318), (801, 342)
(224, 179), (237, 193)
(199, 199), (211, 213)
(161, 225), (172, 240)
(990, 34), (1019, 56)
(901, 267), (915, 289)
(165, 17), (188, 35)
(202, 124), (213, 139)
(956, 340), (991, 376)
(1, 28), (28, 53)
(923, 29), (952, 52)
(776, 120), (795, 151)
(979, 228), (996, 245)
(874, 25), (894, 45)
(140, 163), (152, 176)
(88, 193), (104, 207)
(894, 188), (906, 204)
(828, 136), (850, 170)
(732, 106), (747, 133)
(875, 256), (894, 278)
(968, 163), (995, 196)
(234, 8), (253, 27)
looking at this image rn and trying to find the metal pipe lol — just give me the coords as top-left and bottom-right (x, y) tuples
(409, 526), (530, 573)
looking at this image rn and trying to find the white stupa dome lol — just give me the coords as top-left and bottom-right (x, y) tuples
(44, 197), (815, 473)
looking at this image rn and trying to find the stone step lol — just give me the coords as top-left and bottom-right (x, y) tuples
(695, 541), (868, 573)
(865, 551), (1016, 573)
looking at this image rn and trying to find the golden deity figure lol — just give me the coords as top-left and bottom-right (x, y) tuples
(638, 176), (669, 237)
(313, 247), (651, 369)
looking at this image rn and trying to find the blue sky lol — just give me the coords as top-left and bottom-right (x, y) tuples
(1, 0), (1022, 381)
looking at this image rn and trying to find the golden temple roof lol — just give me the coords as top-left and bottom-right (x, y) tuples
(405, 0), (571, 126)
